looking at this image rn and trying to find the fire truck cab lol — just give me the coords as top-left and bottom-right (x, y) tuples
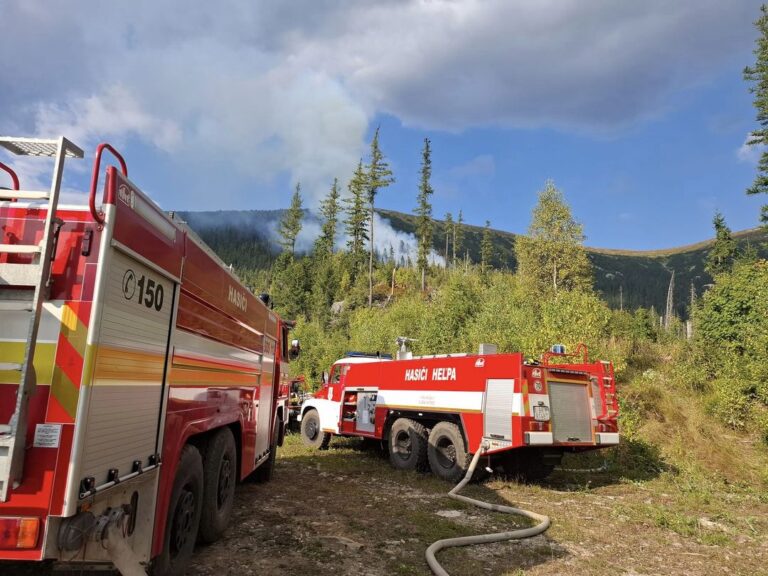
(299, 341), (619, 482)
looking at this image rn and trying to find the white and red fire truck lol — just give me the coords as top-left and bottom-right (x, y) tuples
(0, 137), (294, 574)
(299, 340), (619, 482)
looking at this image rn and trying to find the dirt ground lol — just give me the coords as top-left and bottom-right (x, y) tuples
(3, 434), (767, 576)
(187, 435), (768, 576)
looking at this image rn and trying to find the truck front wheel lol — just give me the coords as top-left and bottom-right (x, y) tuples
(427, 422), (469, 482)
(152, 445), (204, 576)
(300, 409), (331, 449)
(388, 418), (429, 472)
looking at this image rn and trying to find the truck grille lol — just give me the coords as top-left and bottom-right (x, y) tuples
(549, 381), (592, 443)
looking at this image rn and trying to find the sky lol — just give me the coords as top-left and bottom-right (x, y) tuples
(1, 0), (766, 250)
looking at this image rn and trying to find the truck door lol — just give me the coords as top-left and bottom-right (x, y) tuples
(74, 247), (176, 501)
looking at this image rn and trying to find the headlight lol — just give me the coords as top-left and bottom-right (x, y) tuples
(533, 404), (550, 421)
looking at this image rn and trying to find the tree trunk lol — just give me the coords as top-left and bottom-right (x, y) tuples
(552, 263), (558, 292)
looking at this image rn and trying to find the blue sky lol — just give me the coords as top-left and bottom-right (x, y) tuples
(1, 1), (765, 250)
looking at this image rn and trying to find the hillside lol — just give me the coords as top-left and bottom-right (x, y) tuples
(176, 208), (768, 317)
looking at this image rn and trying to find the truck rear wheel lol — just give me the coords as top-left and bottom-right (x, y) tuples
(301, 409), (331, 449)
(388, 418), (429, 472)
(198, 428), (237, 544)
(427, 422), (469, 482)
(152, 445), (204, 576)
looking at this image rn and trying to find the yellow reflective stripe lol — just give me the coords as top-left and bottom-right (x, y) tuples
(60, 304), (87, 354)
(0, 342), (56, 385)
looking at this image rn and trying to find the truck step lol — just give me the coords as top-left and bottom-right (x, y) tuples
(0, 301), (33, 311)
(0, 363), (23, 371)
(0, 244), (42, 255)
(0, 190), (50, 201)
(0, 263), (42, 287)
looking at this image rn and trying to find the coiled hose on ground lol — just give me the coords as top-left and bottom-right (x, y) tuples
(425, 442), (551, 576)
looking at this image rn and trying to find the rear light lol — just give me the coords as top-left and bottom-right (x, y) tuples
(0, 516), (40, 549)
(528, 421), (549, 432)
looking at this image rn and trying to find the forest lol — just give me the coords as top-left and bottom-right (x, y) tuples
(183, 130), (768, 459)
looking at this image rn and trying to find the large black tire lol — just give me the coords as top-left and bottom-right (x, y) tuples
(152, 445), (204, 576)
(427, 421), (470, 483)
(300, 409), (331, 449)
(388, 418), (429, 472)
(198, 428), (237, 544)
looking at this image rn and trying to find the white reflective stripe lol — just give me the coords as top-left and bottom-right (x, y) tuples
(512, 393), (523, 415)
(174, 329), (262, 369)
(0, 301), (64, 343)
(377, 389), (484, 412)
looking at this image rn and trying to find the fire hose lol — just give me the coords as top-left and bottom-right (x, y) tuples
(425, 442), (551, 576)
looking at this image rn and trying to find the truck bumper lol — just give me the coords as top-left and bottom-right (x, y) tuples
(596, 432), (620, 445)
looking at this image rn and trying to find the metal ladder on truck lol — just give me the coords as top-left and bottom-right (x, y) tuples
(0, 136), (83, 502)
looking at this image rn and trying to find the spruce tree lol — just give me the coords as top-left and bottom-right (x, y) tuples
(365, 127), (394, 306)
(744, 4), (768, 224)
(514, 180), (592, 293)
(705, 211), (738, 276)
(480, 220), (493, 274)
(415, 138), (434, 289)
(278, 183), (303, 257)
(344, 160), (369, 272)
(315, 178), (341, 256)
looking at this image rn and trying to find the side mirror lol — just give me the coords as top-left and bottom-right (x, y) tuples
(290, 381), (300, 394)
(289, 338), (300, 360)
(322, 371), (328, 385)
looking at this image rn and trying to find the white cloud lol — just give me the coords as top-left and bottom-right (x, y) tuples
(737, 133), (764, 164)
(1, 0), (761, 208)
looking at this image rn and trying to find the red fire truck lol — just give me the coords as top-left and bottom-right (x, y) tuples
(299, 340), (618, 482)
(0, 137), (294, 575)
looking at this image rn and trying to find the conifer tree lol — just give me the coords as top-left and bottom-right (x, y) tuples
(454, 210), (465, 266)
(365, 128), (394, 306)
(278, 183), (303, 257)
(705, 211), (738, 276)
(415, 138), (434, 289)
(744, 4), (768, 224)
(344, 160), (369, 271)
(514, 180), (592, 293)
(480, 220), (493, 274)
(315, 178), (341, 256)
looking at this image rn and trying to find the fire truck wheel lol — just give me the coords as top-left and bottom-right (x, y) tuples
(198, 427), (237, 544)
(388, 418), (429, 472)
(427, 422), (469, 483)
(152, 444), (204, 576)
(301, 409), (331, 449)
